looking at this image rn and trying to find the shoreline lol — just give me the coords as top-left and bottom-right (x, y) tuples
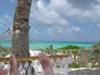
(0, 40), (93, 49)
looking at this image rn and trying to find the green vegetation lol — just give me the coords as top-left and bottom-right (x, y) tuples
(59, 45), (81, 50)
(69, 62), (80, 68)
(92, 42), (100, 49)
(0, 46), (11, 56)
(58, 45), (81, 55)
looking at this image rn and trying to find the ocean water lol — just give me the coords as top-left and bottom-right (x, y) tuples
(0, 40), (93, 49)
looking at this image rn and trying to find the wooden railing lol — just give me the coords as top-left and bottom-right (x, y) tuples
(0, 54), (68, 63)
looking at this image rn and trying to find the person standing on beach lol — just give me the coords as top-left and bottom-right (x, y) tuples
(0, 54), (54, 75)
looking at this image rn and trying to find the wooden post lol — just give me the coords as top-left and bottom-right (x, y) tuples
(80, 50), (88, 67)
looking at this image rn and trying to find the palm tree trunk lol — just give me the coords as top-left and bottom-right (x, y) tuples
(11, 0), (35, 75)
(12, 0), (32, 57)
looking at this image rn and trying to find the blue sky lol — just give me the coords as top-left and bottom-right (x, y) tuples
(0, 0), (100, 42)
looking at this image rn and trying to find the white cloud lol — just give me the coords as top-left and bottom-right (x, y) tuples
(30, 0), (70, 38)
(34, 30), (39, 34)
(48, 0), (100, 22)
(97, 24), (100, 28)
(11, 0), (14, 2)
(77, 5), (100, 22)
(5, 0), (15, 3)
(29, 0), (100, 41)
(30, 0), (68, 27)
(73, 27), (81, 33)
(65, 26), (81, 34)
(98, 0), (100, 3)
(30, 0), (82, 37)
(0, 15), (12, 28)
(48, 26), (67, 37)
(49, 0), (75, 16)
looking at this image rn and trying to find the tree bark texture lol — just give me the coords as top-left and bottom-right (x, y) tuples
(12, 0), (32, 57)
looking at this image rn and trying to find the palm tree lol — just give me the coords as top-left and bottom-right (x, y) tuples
(12, 0), (35, 75)
(12, 0), (32, 57)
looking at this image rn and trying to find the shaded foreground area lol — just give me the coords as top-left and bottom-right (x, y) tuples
(69, 69), (100, 75)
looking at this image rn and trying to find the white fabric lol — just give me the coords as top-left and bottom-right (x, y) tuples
(52, 56), (74, 75)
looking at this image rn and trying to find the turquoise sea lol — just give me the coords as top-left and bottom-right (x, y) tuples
(0, 40), (94, 49)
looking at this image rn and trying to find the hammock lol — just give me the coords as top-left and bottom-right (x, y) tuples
(0, 26), (72, 75)
(0, 27), (11, 39)
(0, 51), (73, 75)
